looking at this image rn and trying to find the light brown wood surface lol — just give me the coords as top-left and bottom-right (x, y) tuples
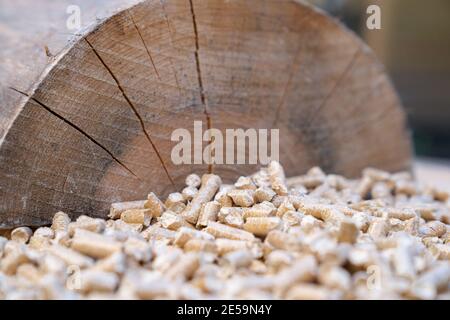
(0, 0), (412, 228)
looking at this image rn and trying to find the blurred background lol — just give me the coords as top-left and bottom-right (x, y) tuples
(307, 0), (450, 161)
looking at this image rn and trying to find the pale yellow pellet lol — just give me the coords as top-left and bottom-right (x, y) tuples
(11, 227), (33, 243)
(234, 176), (256, 190)
(182, 174), (221, 224)
(205, 221), (255, 241)
(16, 263), (42, 283)
(218, 207), (244, 228)
(34, 227), (54, 239)
(164, 192), (185, 209)
(282, 210), (303, 227)
(165, 253), (199, 280)
(120, 208), (152, 226)
(78, 270), (119, 293)
(215, 238), (252, 256)
(94, 252), (127, 274)
(141, 225), (177, 242)
(265, 230), (300, 251)
(0, 250), (29, 275)
(144, 192), (165, 218)
(285, 284), (339, 300)
(367, 218), (388, 239)
(363, 168), (390, 181)
(419, 221), (447, 238)
(182, 186), (198, 202)
(429, 244), (450, 260)
(68, 215), (105, 236)
(160, 211), (193, 231)
(46, 244), (94, 268)
(228, 189), (255, 207)
(214, 185), (234, 207)
(0, 236), (7, 258)
(123, 237), (152, 262)
(266, 250), (294, 270)
(109, 200), (146, 219)
(243, 217), (282, 237)
(51, 211), (71, 233)
(173, 227), (214, 248)
(268, 161), (288, 196)
(197, 201), (221, 228)
(242, 202), (275, 219)
(276, 200), (295, 218)
(356, 176), (373, 199)
(318, 265), (351, 291)
(337, 219), (358, 244)
(184, 239), (217, 253)
(254, 187), (276, 203)
(28, 235), (51, 250)
(222, 250), (253, 268)
(71, 229), (122, 259)
(185, 173), (201, 188)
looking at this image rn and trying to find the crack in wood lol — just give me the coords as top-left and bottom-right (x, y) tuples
(127, 11), (161, 81)
(272, 10), (314, 126)
(157, 0), (182, 95)
(172, 66), (182, 95)
(296, 47), (362, 172)
(9, 87), (140, 180)
(159, 0), (174, 37)
(272, 45), (302, 126)
(189, 0), (213, 173)
(84, 38), (175, 186)
(305, 47), (362, 128)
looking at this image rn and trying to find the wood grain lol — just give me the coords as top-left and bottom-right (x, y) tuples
(0, 0), (412, 228)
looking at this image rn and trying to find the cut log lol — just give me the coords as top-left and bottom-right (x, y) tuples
(0, 0), (412, 228)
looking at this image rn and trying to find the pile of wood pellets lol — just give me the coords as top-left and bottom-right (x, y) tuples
(0, 161), (449, 299)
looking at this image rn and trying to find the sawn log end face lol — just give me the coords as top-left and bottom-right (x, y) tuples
(0, 0), (412, 228)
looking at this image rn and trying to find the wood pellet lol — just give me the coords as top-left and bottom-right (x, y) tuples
(0, 161), (449, 300)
